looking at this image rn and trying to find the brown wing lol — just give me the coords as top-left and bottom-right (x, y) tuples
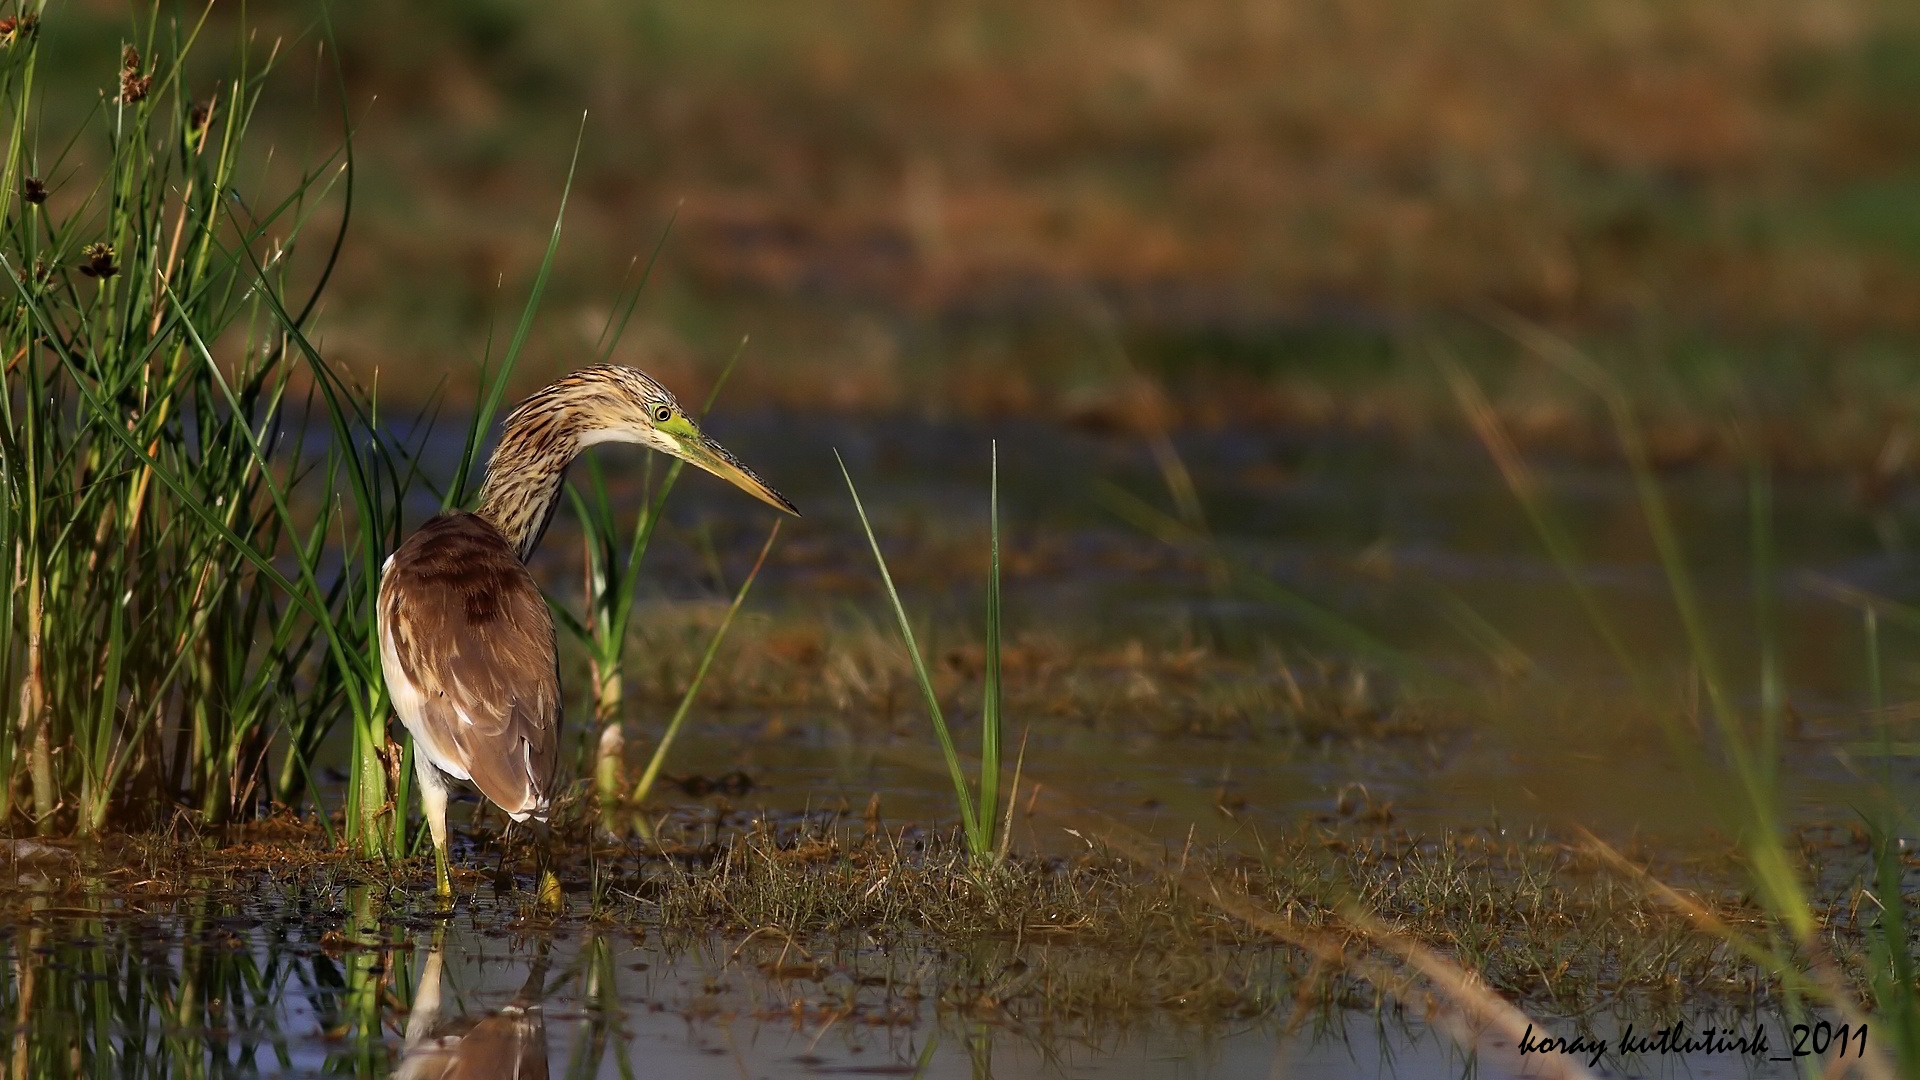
(378, 512), (560, 820)
(442, 1006), (548, 1080)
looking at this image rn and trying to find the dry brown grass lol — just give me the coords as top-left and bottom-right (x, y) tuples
(35, 2), (1920, 473)
(302, 0), (1920, 330)
(575, 597), (1434, 744)
(39, 0), (1911, 403)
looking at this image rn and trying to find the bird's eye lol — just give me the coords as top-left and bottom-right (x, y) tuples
(654, 406), (672, 423)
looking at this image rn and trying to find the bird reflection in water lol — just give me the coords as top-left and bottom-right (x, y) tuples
(398, 937), (550, 1080)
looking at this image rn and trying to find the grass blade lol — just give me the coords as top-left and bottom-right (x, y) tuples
(836, 449), (982, 846)
(628, 520), (782, 805)
(978, 441), (1003, 856)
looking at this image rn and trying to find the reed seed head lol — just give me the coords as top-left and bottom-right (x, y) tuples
(80, 243), (119, 280)
(119, 46), (150, 103)
(0, 15), (37, 47)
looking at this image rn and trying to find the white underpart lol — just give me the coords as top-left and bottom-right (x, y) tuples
(577, 424), (679, 456)
(507, 738), (539, 822)
(377, 602), (471, 782)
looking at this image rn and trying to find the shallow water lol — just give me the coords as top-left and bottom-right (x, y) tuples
(25, 416), (1912, 1077)
(0, 877), (1849, 1079)
(490, 411), (1920, 848)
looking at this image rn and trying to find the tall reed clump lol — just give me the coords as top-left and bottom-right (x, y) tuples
(0, 10), (404, 845)
(839, 444), (1009, 861)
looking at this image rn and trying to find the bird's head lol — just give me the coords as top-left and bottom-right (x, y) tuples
(551, 365), (799, 515)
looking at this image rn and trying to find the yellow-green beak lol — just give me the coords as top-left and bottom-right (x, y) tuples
(681, 432), (799, 516)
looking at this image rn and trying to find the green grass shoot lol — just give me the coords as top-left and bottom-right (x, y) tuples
(837, 445), (1006, 861)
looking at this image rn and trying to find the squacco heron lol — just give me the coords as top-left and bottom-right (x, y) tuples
(378, 365), (798, 897)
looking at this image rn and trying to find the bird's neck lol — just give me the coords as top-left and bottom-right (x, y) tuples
(475, 409), (584, 562)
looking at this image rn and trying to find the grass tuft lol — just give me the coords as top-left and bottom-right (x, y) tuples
(837, 446), (1005, 861)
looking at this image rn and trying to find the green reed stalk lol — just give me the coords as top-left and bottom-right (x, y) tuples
(571, 935), (629, 1080)
(564, 333), (744, 808)
(569, 244), (673, 738)
(626, 519), (780, 806)
(181, 18), (427, 854)
(449, 115), (588, 506)
(839, 447), (1006, 860)
(978, 444), (1004, 854)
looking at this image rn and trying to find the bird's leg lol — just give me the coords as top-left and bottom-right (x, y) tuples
(493, 822), (515, 895)
(403, 928), (448, 1052)
(530, 820), (561, 909)
(414, 752), (453, 900)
